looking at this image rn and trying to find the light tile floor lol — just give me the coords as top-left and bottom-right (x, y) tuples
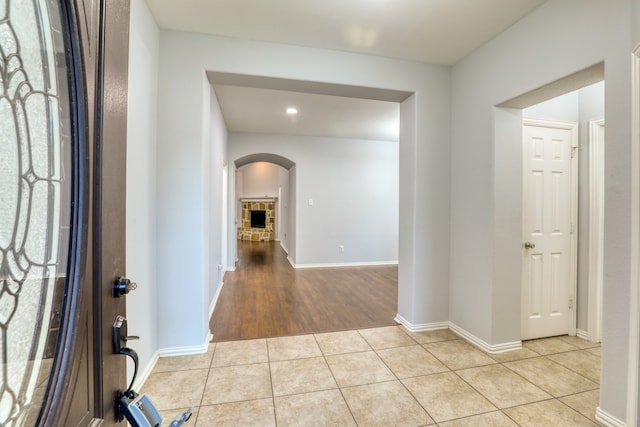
(141, 326), (603, 426)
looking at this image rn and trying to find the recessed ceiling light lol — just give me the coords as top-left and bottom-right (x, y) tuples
(286, 107), (298, 115)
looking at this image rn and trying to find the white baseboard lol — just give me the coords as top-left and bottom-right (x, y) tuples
(394, 314), (449, 332)
(449, 323), (522, 354)
(226, 266), (236, 272)
(596, 407), (626, 427)
(287, 256), (296, 268)
(293, 261), (399, 269)
(395, 315), (521, 354)
(280, 241), (288, 254)
(210, 280), (224, 320)
(158, 336), (211, 358)
(207, 282), (223, 341)
(576, 329), (590, 341)
(130, 289), (220, 390)
(131, 350), (159, 391)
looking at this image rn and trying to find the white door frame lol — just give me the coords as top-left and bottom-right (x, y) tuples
(222, 163), (228, 273)
(522, 118), (579, 338)
(587, 119), (605, 343)
(626, 45), (640, 427)
(277, 185), (282, 241)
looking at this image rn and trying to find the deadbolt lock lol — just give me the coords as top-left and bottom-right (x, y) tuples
(114, 276), (138, 297)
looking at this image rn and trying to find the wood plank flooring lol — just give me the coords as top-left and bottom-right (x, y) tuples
(210, 240), (398, 342)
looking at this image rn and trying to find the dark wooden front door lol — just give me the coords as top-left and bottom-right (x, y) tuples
(0, 1), (130, 426)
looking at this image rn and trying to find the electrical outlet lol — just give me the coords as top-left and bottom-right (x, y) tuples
(339, 245), (344, 253)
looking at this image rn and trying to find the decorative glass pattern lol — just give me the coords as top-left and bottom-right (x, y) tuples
(0, 1), (72, 425)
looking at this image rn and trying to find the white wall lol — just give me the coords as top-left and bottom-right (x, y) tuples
(451, 0), (631, 420)
(155, 64), (206, 349)
(524, 91), (579, 122)
(229, 133), (399, 266)
(155, 32), (451, 346)
(278, 167), (290, 246)
(125, 0), (159, 383)
(288, 165), (297, 264)
(237, 162), (281, 198)
(205, 87), (228, 315)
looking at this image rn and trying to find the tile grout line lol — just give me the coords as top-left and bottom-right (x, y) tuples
(542, 350), (602, 385)
(555, 395), (603, 425)
(395, 328), (525, 425)
(193, 342), (216, 426)
(416, 344), (510, 424)
(501, 354), (599, 398)
(365, 327), (441, 425)
(537, 352), (602, 424)
(200, 340), (277, 424)
(265, 337), (279, 427)
(490, 347), (602, 424)
(312, 332), (359, 426)
(449, 359), (550, 425)
(541, 354), (601, 387)
(433, 340), (597, 424)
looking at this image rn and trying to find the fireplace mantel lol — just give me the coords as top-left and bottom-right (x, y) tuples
(240, 197), (277, 202)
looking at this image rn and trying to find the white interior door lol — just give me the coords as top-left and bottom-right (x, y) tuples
(522, 119), (578, 340)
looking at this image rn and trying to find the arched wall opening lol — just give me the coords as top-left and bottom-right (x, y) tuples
(228, 128), (402, 270)
(232, 155), (296, 265)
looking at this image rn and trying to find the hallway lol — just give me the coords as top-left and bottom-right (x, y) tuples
(210, 241), (399, 341)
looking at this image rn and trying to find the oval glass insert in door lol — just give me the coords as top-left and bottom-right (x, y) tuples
(0, 1), (75, 425)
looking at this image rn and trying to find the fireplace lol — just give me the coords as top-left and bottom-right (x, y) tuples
(250, 210), (266, 228)
(238, 199), (275, 241)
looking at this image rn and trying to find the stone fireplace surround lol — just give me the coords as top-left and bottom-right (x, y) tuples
(238, 199), (275, 241)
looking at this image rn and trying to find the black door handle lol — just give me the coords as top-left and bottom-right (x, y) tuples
(113, 315), (139, 397)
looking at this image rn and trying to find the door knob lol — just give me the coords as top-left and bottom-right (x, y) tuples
(114, 276), (138, 297)
(524, 241), (536, 249)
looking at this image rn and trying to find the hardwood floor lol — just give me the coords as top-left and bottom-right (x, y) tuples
(210, 240), (398, 342)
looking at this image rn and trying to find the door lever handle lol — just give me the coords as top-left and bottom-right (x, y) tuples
(118, 347), (139, 397)
(524, 241), (536, 249)
(113, 315), (139, 396)
(113, 316), (139, 352)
